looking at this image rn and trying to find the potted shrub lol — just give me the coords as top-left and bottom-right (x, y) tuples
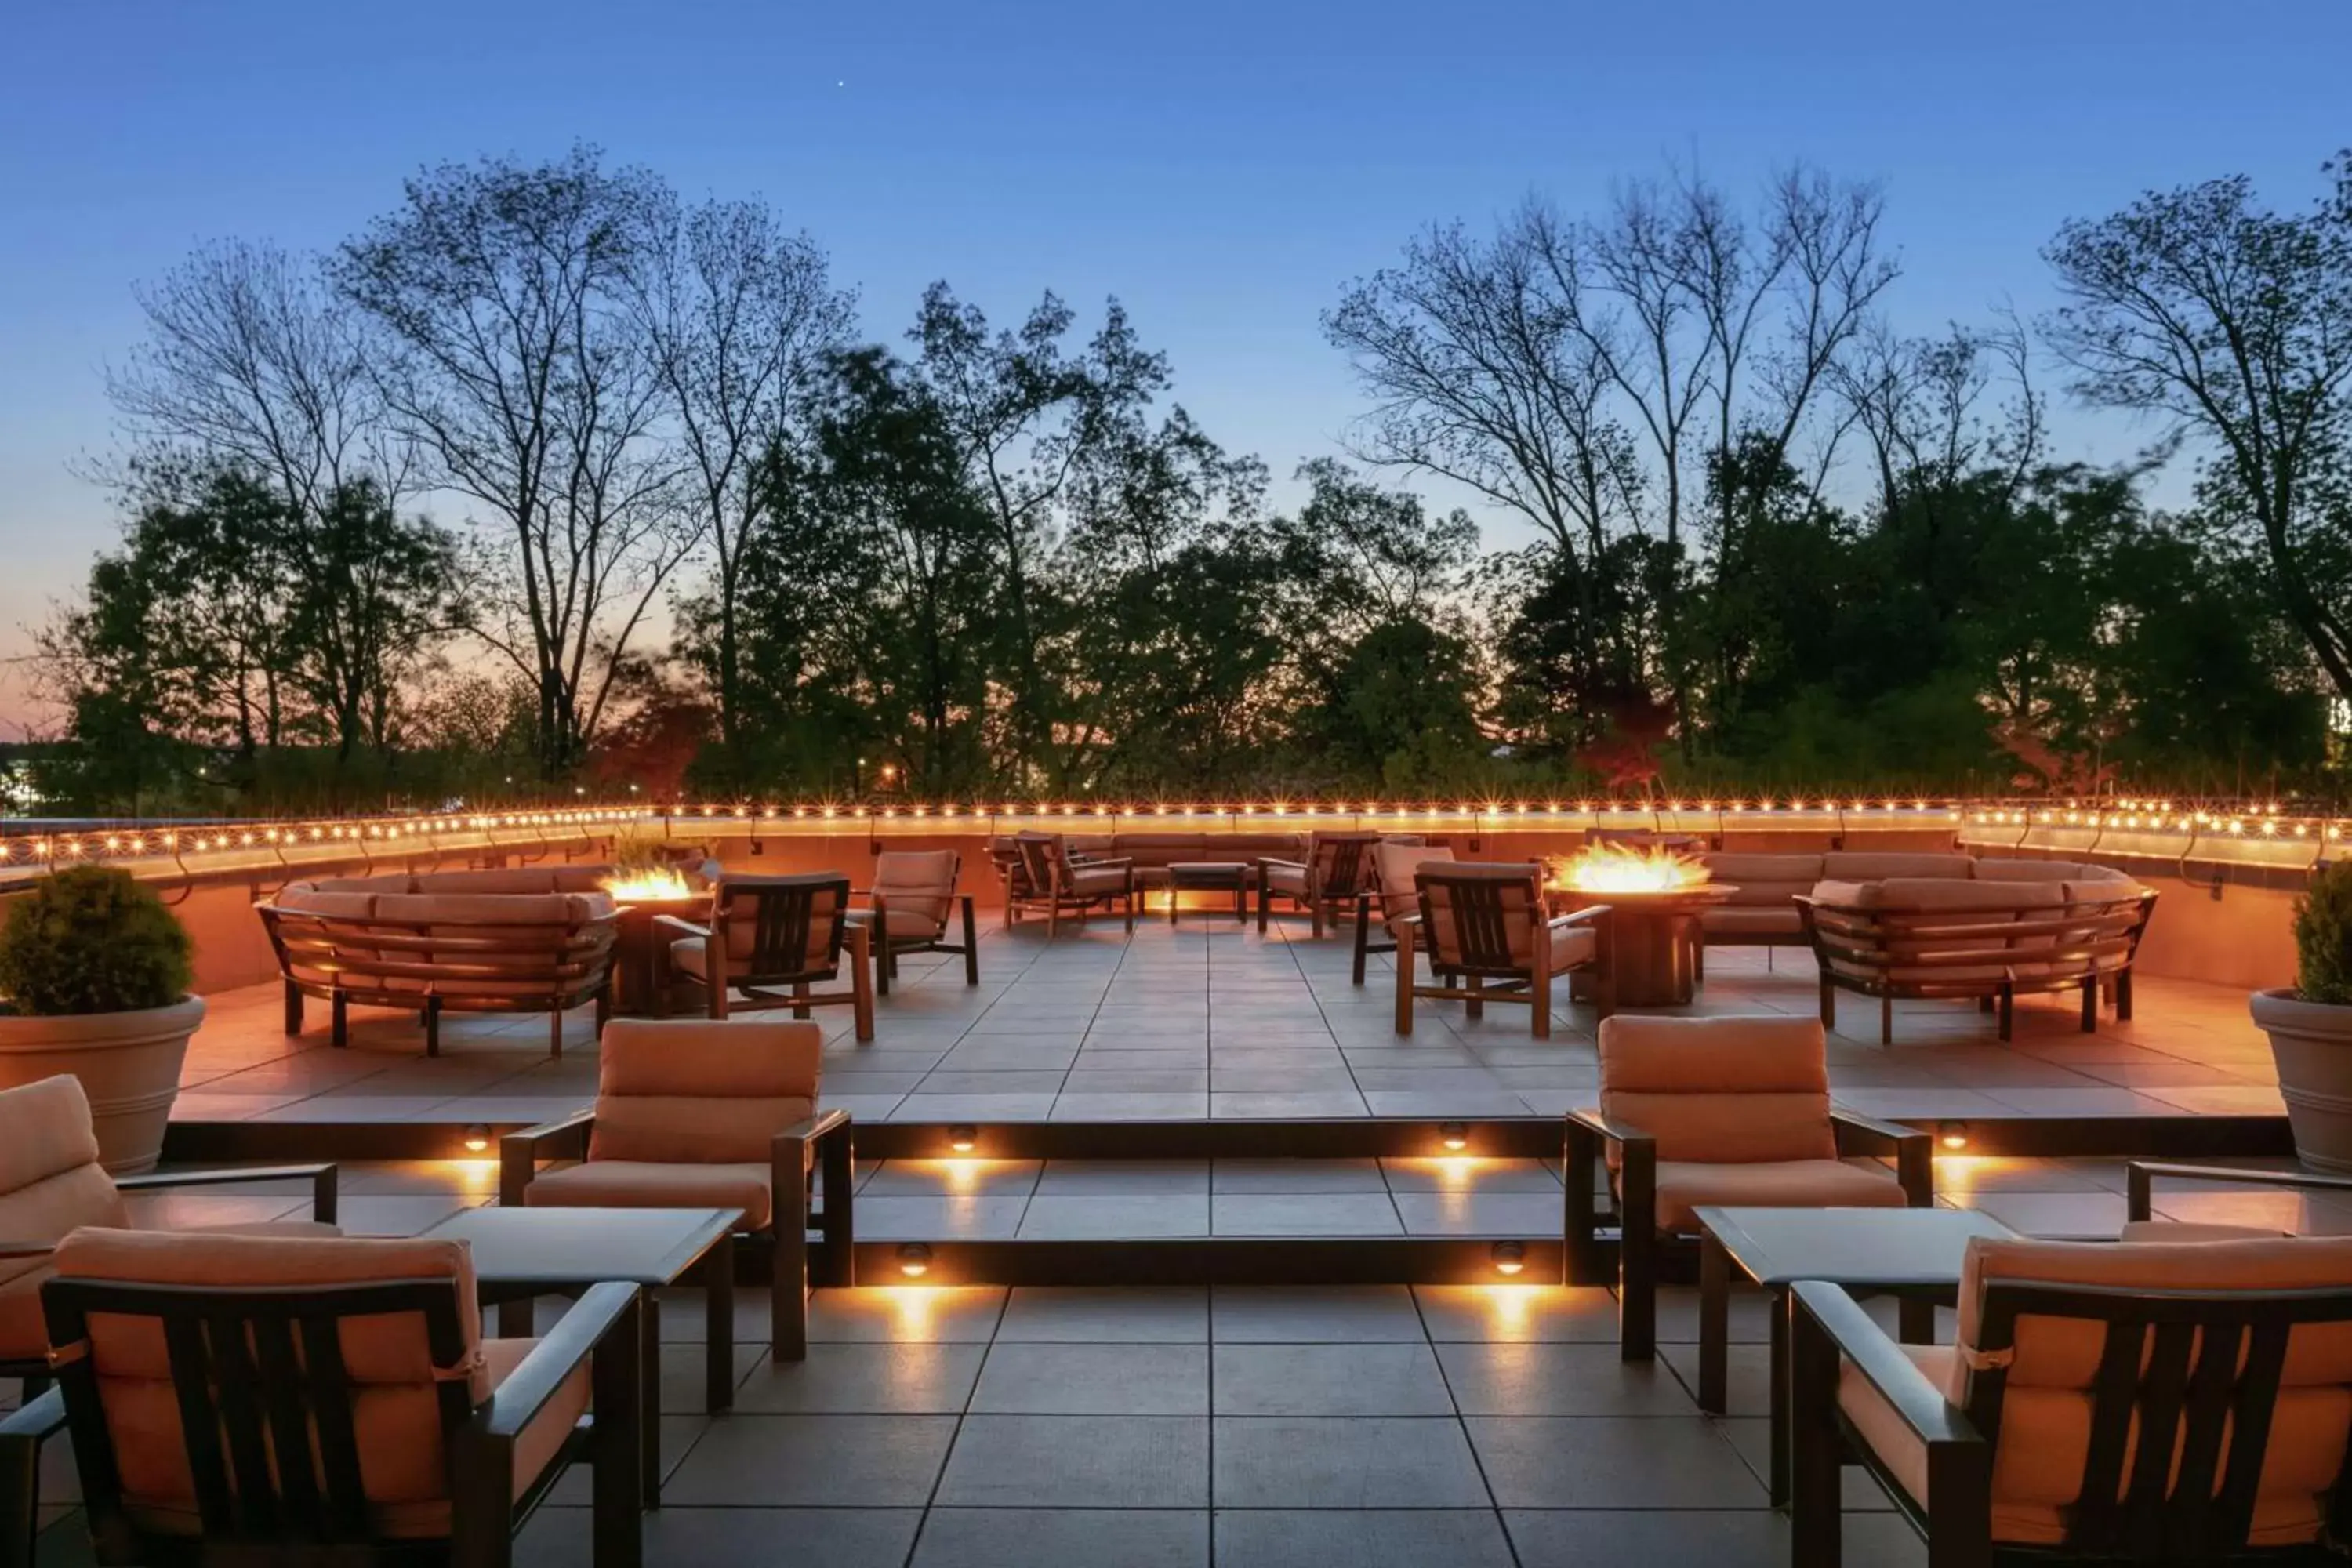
(0, 866), (201, 1172)
(2253, 860), (2352, 1172)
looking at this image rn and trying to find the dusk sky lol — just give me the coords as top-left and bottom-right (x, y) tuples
(3, 0), (2347, 731)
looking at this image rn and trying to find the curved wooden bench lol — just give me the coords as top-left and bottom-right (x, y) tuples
(258, 882), (619, 1057)
(1797, 877), (2156, 1045)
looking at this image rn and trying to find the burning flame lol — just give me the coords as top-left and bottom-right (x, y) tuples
(600, 866), (695, 901)
(1548, 843), (1711, 894)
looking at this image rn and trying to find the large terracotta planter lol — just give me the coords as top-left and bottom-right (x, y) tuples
(0, 996), (202, 1174)
(2253, 987), (2352, 1173)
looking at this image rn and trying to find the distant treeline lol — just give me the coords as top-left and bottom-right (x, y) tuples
(28, 146), (2351, 815)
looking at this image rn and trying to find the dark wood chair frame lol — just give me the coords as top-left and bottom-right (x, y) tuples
(1005, 834), (1137, 938)
(854, 868), (980, 998)
(259, 902), (618, 1059)
(501, 1107), (855, 1362)
(1565, 1106), (1933, 1361)
(2125, 1160), (2352, 1225)
(1392, 870), (1614, 1040)
(1796, 890), (2158, 1047)
(1254, 833), (1385, 938)
(656, 875), (874, 1041)
(0, 1272), (641, 1568)
(1791, 1272), (2352, 1567)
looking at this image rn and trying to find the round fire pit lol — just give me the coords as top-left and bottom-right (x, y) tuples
(1547, 845), (1734, 1009)
(1580, 884), (1734, 1007)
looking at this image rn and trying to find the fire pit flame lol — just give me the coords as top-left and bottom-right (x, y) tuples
(601, 866), (695, 901)
(1547, 843), (1711, 895)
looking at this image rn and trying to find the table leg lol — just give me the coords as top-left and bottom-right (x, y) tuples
(1169, 881), (1179, 926)
(1897, 1294), (1934, 1345)
(1232, 880), (1246, 924)
(641, 1288), (662, 1507)
(1770, 1286), (1791, 1508)
(703, 1232), (735, 1414)
(1697, 1231), (1730, 1415)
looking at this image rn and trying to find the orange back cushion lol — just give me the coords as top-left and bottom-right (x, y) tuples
(873, 851), (960, 929)
(53, 1228), (485, 1525)
(1415, 863), (1543, 967)
(1955, 1236), (2352, 1537)
(590, 1018), (823, 1163)
(1598, 1015), (1836, 1164)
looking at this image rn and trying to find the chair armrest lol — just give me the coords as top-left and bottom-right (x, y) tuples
(1792, 1280), (1984, 1448)
(0, 1243), (56, 1263)
(474, 1279), (638, 1440)
(499, 1109), (597, 1207)
(1565, 1106), (1654, 1147)
(2125, 1160), (2352, 1221)
(1833, 1111), (1933, 1207)
(778, 1108), (851, 1149)
(1550, 904), (1613, 927)
(0, 1387), (64, 1443)
(116, 1162), (339, 1224)
(1258, 858), (1308, 874)
(652, 913), (710, 941)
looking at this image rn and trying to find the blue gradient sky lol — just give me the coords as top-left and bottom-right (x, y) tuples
(3, 0), (2347, 728)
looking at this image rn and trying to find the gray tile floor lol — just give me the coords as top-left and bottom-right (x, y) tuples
(27, 1281), (1934, 1567)
(172, 914), (2281, 1127)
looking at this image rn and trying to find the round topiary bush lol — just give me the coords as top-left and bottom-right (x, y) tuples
(0, 866), (194, 1016)
(2296, 860), (2352, 1007)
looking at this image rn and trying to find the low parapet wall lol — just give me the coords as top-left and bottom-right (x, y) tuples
(0, 808), (2310, 996)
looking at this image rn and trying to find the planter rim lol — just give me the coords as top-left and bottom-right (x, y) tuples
(0, 993), (206, 1038)
(2249, 987), (2352, 1034)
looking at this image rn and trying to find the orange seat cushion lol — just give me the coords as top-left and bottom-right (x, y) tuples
(1650, 1158), (1906, 1232)
(525, 1160), (772, 1232)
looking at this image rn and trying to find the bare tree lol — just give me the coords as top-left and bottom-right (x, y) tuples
(2043, 154), (2352, 699)
(107, 239), (412, 513)
(633, 196), (855, 760)
(1835, 310), (2043, 513)
(1324, 214), (1642, 562)
(334, 147), (691, 778)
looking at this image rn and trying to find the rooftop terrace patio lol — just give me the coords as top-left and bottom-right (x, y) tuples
(172, 917), (2282, 1133)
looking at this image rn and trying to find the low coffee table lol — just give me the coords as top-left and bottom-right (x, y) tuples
(1167, 860), (1250, 924)
(1690, 1204), (2016, 1505)
(425, 1204), (741, 1504)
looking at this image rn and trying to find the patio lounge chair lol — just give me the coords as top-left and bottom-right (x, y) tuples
(0, 1229), (641, 1567)
(659, 872), (874, 1040)
(1791, 1232), (2352, 1566)
(1007, 831), (1138, 938)
(855, 849), (978, 994)
(1352, 839), (1450, 985)
(1566, 1015), (1932, 1361)
(1393, 862), (1610, 1039)
(500, 1018), (855, 1360)
(1256, 831), (1385, 938)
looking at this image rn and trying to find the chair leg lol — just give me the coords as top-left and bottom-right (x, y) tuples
(1997, 983), (2015, 1042)
(2116, 968), (2133, 1020)
(2080, 976), (2098, 1033)
(425, 998), (442, 1058)
(850, 929), (875, 1042)
(1818, 978), (1835, 1031)
(1531, 963), (1552, 1040)
(792, 982), (811, 1021)
(773, 1148), (811, 1360)
(1619, 1218), (1657, 1361)
(1880, 994), (1893, 1047)
(0, 1396), (43, 1568)
(960, 898), (980, 984)
(1394, 924), (1415, 1035)
(549, 1004), (564, 1060)
(875, 937), (892, 998)
(283, 980), (303, 1035)
(1790, 1297), (1843, 1568)
(332, 992), (349, 1048)
(590, 1292), (644, 1567)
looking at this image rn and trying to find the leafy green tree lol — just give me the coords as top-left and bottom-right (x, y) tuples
(2044, 152), (2352, 701)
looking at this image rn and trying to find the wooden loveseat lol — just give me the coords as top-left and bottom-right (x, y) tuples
(256, 867), (620, 1058)
(991, 831), (1308, 897)
(1797, 869), (2156, 1044)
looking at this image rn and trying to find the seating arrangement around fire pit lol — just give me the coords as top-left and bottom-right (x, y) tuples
(0, 824), (2314, 1568)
